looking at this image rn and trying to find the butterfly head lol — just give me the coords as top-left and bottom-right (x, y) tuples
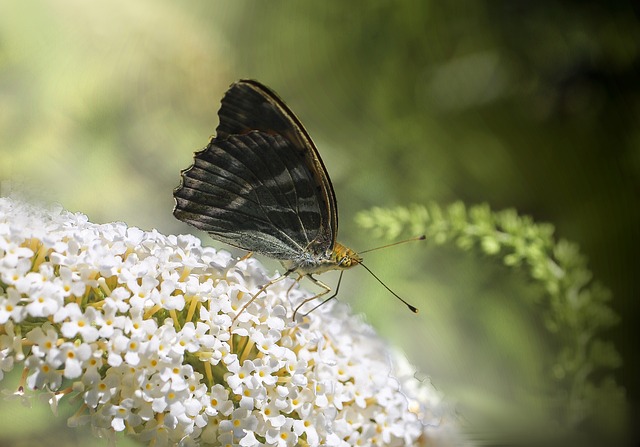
(331, 242), (362, 270)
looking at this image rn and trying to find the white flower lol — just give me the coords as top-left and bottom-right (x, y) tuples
(0, 286), (24, 324)
(204, 383), (234, 417)
(265, 418), (298, 446)
(56, 303), (101, 342)
(58, 341), (93, 379)
(0, 197), (469, 446)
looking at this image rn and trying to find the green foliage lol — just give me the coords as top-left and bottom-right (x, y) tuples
(356, 202), (623, 429)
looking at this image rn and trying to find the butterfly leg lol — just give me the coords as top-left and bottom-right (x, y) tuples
(231, 270), (293, 329)
(285, 273), (305, 300)
(238, 251), (254, 262)
(228, 271), (293, 351)
(292, 271), (344, 321)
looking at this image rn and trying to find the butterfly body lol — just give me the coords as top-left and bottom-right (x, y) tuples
(281, 241), (362, 276)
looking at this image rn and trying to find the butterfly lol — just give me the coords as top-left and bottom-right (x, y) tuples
(173, 80), (418, 319)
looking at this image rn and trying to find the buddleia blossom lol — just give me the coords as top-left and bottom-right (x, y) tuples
(0, 197), (468, 446)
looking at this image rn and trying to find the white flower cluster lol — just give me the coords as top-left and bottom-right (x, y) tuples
(0, 197), (467, 446)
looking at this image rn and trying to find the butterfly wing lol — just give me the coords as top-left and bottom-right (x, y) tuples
(215, 79), (337, 241)
(174, 80), (337, 260)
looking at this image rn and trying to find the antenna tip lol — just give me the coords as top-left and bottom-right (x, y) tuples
(408, 304), (419, 313)
(418, 235), (426, 240)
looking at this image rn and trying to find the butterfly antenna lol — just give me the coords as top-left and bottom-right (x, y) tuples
(359, 262), (419, 313)
(359, 235), (426, 254)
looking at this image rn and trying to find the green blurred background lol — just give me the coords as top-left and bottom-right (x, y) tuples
(1, 1), (638, 446)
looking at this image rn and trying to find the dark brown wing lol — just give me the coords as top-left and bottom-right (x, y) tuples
(215, 80), (337, 247)
(173, 80), (337, 259)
